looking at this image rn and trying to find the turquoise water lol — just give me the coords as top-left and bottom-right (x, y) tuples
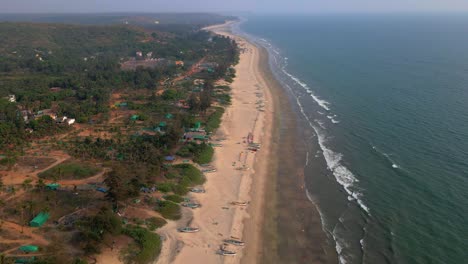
(241, 15), (468, 263)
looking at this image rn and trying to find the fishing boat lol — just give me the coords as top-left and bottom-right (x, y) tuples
(190, 188), (206, 193)
(182, 202), (201, 209)
(177, 227), (200, 233)
(217, 249), (237, 256)
(202, 168), (217, 173)
(231, 201), (249, 206)
(223, 239), (245, 246)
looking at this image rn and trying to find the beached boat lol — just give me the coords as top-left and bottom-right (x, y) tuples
(177, 227), (200, 233)
(182, 202), (201, 209)
(231, 201), (249, 206)
(217, 249), (237, 256)
(190, 188), (206, 193)
(202, 168), (217, 173)
(223, 239), (245, 246)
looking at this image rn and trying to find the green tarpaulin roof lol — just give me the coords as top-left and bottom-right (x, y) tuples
(30, 212), (49, 227)
(19, 245), (39, 252)
(46, 183), (60, 189)
(130, 115), (139, 121)
(159, 121), (167, 127)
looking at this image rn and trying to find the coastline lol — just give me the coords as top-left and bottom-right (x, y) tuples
(157, 19), (337, 264)
(156, 20), (277, 264)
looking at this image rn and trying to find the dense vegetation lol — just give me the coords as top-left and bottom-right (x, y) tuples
(0, 13), (239, 264)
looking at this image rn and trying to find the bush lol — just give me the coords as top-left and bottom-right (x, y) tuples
(192, 143), (214, 164)
(164, 194), (184, 203)
(173, 164), (205, 185)
(123, 225), (162, 264)
(205, 107), (224, 133)
(155, 200), (181, 220)
(146, 217), (167, 231)
(156, 182), (174, 193)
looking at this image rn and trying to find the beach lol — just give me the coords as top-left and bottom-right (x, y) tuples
(156, 21), (276, 264)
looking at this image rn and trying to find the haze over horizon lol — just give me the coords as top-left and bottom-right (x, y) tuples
(2, 0), (468, 14)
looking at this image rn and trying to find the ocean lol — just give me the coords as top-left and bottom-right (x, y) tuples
(238, 14), (468, 264)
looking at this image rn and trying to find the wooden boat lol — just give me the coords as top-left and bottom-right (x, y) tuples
(217, 249), (237, 256)
(177, 227), (200, 233)
(202, 168), (217, 173)
(190, 188), (206, 193)
(223, 239), (245, 246)
(182, 202), (201, 209)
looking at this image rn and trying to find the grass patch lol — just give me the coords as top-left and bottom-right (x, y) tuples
(39, 161), (100, 180)
(122, 225), (161, 264)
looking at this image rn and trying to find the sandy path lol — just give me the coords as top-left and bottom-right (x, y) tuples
(156, 21), (275, 264)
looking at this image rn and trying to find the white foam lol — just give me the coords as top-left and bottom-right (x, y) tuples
(281, 69), (331, 111)
(372, 145), (401, 170)
(285, 84), (369, 215)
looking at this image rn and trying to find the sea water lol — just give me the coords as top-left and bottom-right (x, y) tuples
(240, 14), (468, 264)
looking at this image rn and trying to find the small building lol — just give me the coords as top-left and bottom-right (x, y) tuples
(130, 115), (139, 121)
(7, 95), (16, 103)
(147, 52), (153, 58)
(66, 118), (75, 125)
(165, 113), (174, 119)
(46, 183), (60, 190)
(159, 121), (167, 128)
(194, 122), (202, 131)
(30, 212), (49, 227)
(136, 51), (143, 57)
(19, 245), (39, 253)
(175, 60), (184, 67)
(164, 156), (175, 162)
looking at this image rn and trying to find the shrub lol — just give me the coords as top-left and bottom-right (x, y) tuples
(123, 225), (162, 264)
(192, 143), (214, 164)
(205, 107), (224, 133)
(155, 200), (181, 220)
(146, 217), (167, 231)
(164, 194), (184, 203)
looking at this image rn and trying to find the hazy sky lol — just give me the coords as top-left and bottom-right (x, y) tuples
(2, 0), (468, 13)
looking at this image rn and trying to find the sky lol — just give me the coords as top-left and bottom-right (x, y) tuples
(2, 0), (468, 13)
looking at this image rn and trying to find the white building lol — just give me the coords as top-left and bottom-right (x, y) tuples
(7, 95), (16, 103)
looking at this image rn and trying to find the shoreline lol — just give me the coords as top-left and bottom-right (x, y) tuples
(157, 19), (337, 264)
(156, 20), (278, 264)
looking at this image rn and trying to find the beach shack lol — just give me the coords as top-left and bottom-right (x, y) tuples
(19, 245), (39, 253)
(30, 212), (49, 227)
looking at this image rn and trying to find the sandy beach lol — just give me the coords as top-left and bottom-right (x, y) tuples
(156, 21), (276, 264)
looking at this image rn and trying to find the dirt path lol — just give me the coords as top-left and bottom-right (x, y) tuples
(2, 221), (49, 246)
(1, 152), (70, 186)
